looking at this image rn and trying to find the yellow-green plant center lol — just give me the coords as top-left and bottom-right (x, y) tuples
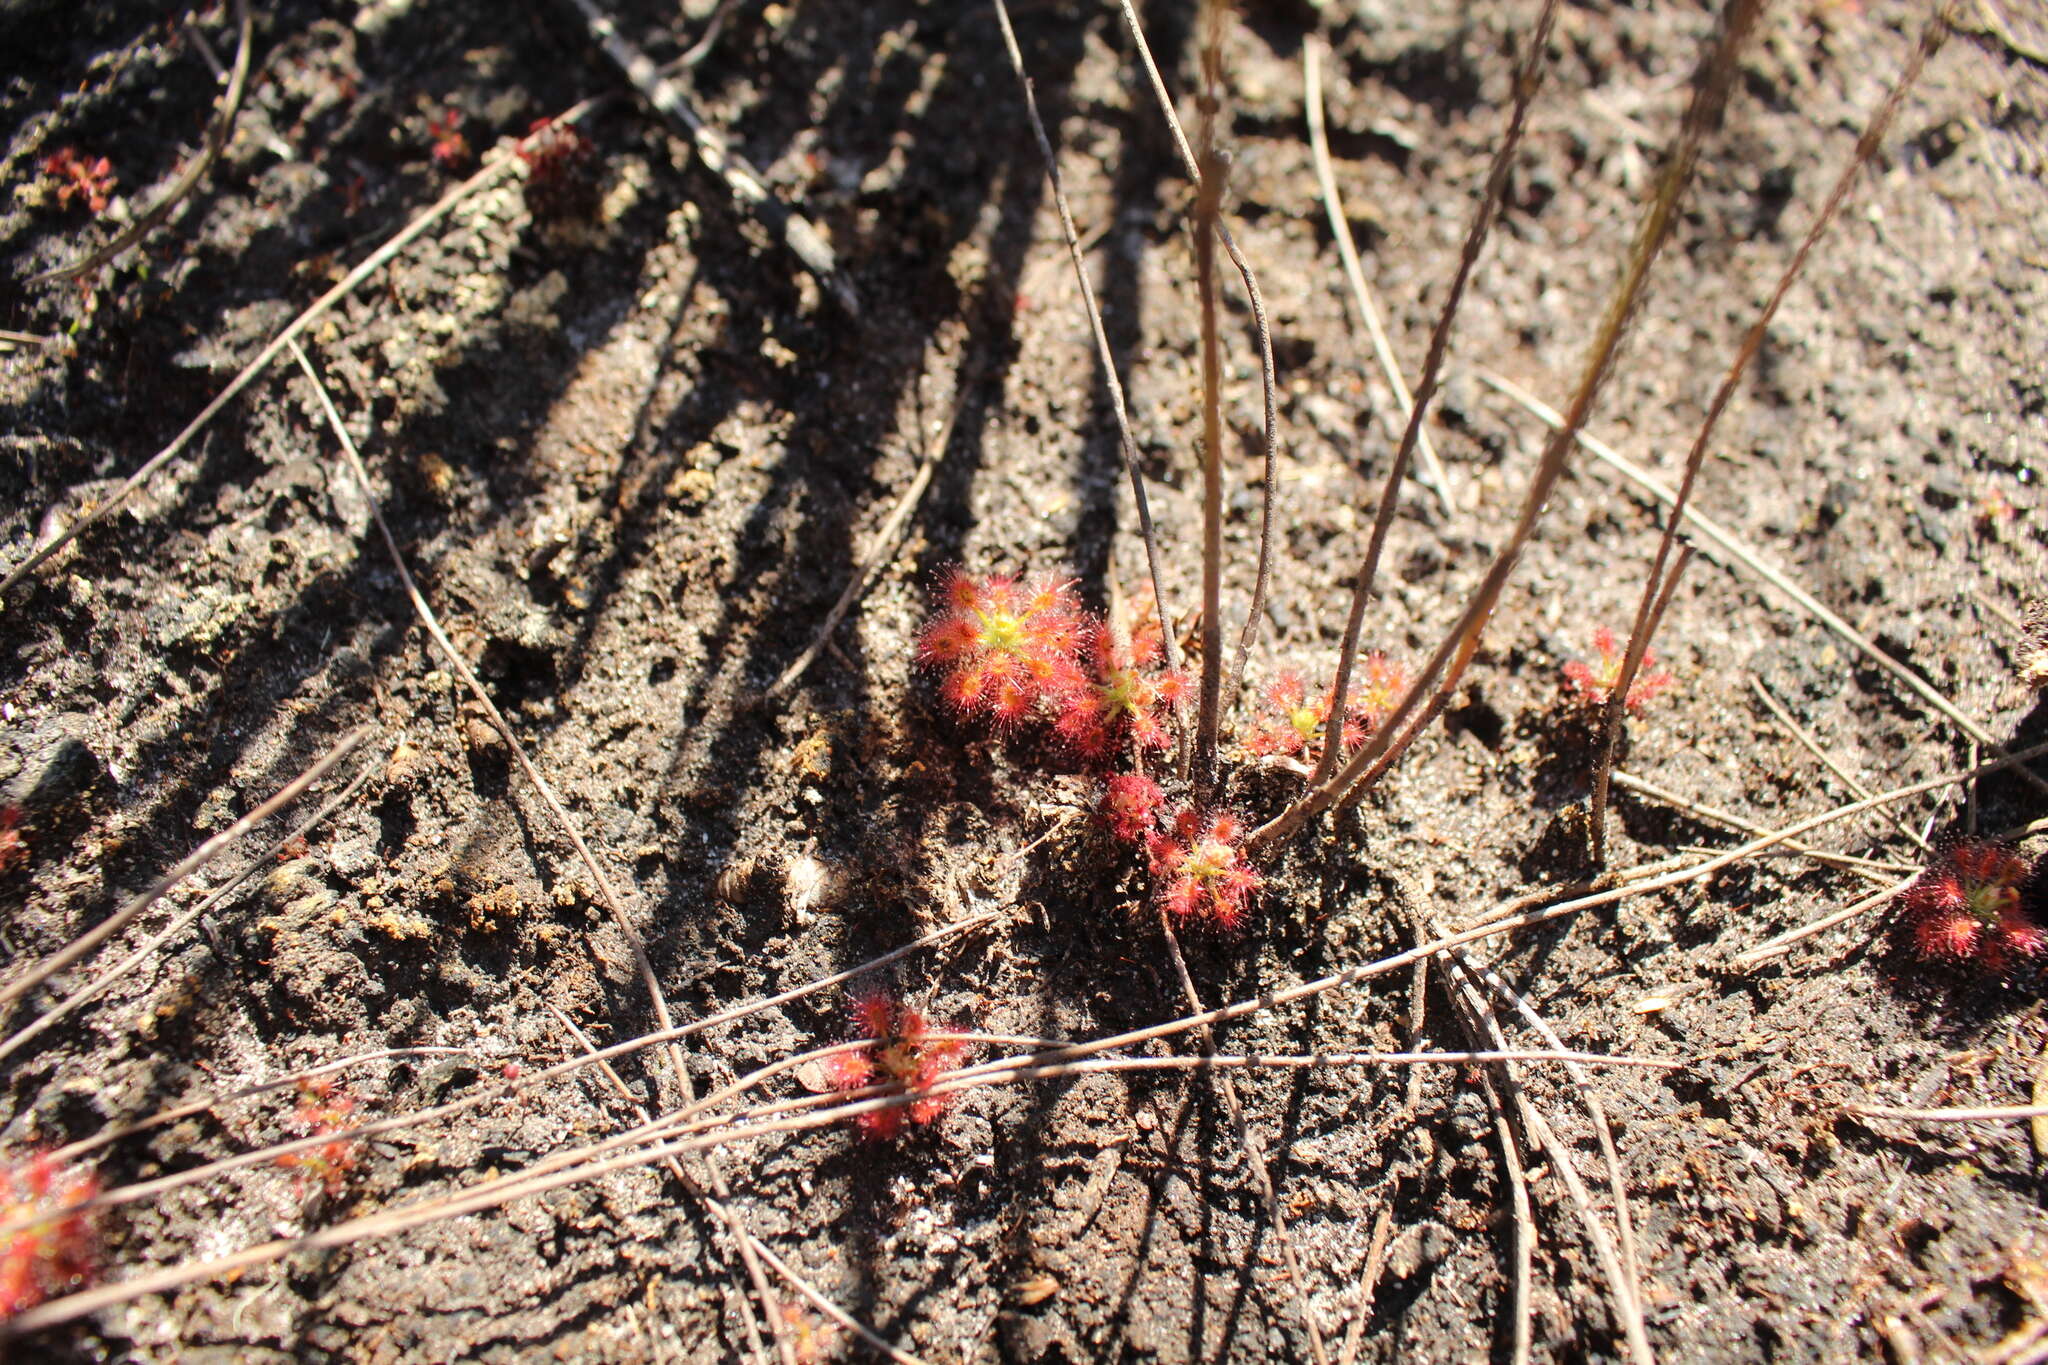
(1186, 842), (1234, 883)
(1288, 705), (1321, 741)
(1966, 881), (2017, 923)
(975, 608), (1026, 654)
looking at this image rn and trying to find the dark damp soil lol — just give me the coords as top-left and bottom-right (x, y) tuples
(2, 0), (2046, 1361)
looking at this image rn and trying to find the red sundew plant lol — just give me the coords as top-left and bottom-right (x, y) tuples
(1244, 656), (1406, 761)
(918, 570), (1089, 729)
(275, 1080), (361, 1195)
(40, 148), (116, 214)
(1147, 806), (1261, 929)
(1052, 615), (1186, 759)
(1562, 626), (1675, 714)
(1100, 772), (1165, 843)
(0, 1155), (99, 1320)
(427, 107), (469, 170)
(516, 119), (600, 222)
(0, 806), (26, 874)
(820, 992), (968, 1140)
(1894, 840), (2046, 975)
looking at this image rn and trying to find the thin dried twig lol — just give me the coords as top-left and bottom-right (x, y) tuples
(1191, 0), (1230, 791)
(1254, 0), (1767, 849)
(1457, 952), (1644, 1319)
(1335, 1207), (1395, 1365)
(1159, 909), (1332, 1364)
(1112, 0), (1281, 710)
(0, 726), (371, 1013)
(1310, 1), (1559, 785)
(547, 1005), (797, 1365)
(1589, 13), (1947, 863)
(1846, 1101), (2048, 1124)
(0, 102), (599, 598)
(991, 0), (1186, 741)
(766, 366), (964, 701)
(1441, 954), (1652, 1365)
(290, 342), (791, 1361)
(1732, 875), (1916, 968)
(556, 0), (856, 313)
(32, 0), (253, 285)
(1474, 368), (2048, 801)
(0, 1042), (1678, 1335)
(1608, 769), (1913, 880)
(1303, 38), (1453, 517)
(0, 751), (380, 1065)
(1589, 543), (1693, 863)
(1750, 678), (1931, 853)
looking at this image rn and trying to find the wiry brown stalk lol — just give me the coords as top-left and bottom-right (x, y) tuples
(991, 0), (1187, 739)
(0, 725), (372, 1013)
(1589, 543), (1693, 862)
(0, 100), (600, 599)
(1311, 1), (1559, 786)
(1479, 367), (2048, 802)
(0, 1039), (1673, 1338)
(32, 0), (253, 286)
(1586, 11), (1948, 864)
(1251, 0), (1768, 851)
(1113, 0), (1281, 714)
(289, 343), (791, 1364)
(0, 751), (380, 1065)
(1159, 912), (1333, 1365)
(1191, 0), (1230, 791)
(1440, 955), (1653, 1365)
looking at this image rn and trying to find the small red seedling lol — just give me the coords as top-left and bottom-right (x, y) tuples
(0, 807), (27, 874)
(0, 1155), (99, 1321)
(1562, 626), (1674, 714)
(821, 992), (968, 1140)
(1053, 608), (1185, 759)
(516, 118), (600, 223)
(1101, 772), (1165, 843)
(275, 1080), (361, 1195)
(918, 570), (1088, 729)
(1894, 840), (2046, 975)
(40, 148), (116, 214)
(1147, 806), (1261, 929)
(427, 107), (469, 170)
(1244, 656), (1406, 760)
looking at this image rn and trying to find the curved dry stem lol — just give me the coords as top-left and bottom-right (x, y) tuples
(1310, 2), (1557, 785)
(990, 0), (1187, 744)
(31, 0), (254, 286)
(0, 753), (379, 1066)
(1588, 12), (1949, 863)
(1254, 0), (1766, 850)
(0, 102), (597, 599)
(0, 725), (371, 1013)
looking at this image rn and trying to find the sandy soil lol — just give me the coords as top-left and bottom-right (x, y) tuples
(2, 0), (2046, 1360)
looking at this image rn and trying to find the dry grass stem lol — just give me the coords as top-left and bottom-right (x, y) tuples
(1112, 0), (1282, 709)
(1302, 38), (1454, 517)
(0, 100), (599, 598)
(1590, 13), (1946, 863)
(1159, 910), (1332, 1365)
(32, 0), (253, 285)
(1310, 0), (1559, 784)
(991, 0), (1187, 728)
(1732, 875), (1916, 968)
(1608, 770), (1914, 880)
(0, 752), (381, 1065)
(1751, 678), (1932, 853)
(1254, 0), (1766, 850)
(1475, 368), (2048, 800)
(0, 725), (372, 1013)
(558, 0), (855, 313)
